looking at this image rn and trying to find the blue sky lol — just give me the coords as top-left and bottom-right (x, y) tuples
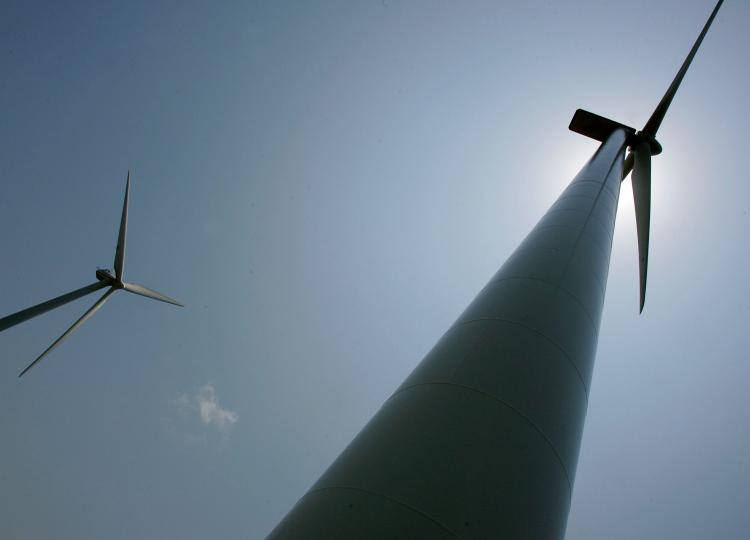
(1, 1), (748, 538)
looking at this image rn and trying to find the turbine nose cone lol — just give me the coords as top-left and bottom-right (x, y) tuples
(95, 268), (115, 283)
(633, 132), (662, 156)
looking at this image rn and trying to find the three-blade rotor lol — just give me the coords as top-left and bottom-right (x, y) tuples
(0, 172), (182, 377)
(621, 0), (723, 312)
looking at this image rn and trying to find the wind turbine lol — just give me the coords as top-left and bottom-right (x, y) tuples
(267, 1), (725, 539)
(0, 172), (182, 377)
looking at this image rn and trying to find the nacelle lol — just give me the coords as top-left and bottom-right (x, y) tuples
(95, 268), (115, 283)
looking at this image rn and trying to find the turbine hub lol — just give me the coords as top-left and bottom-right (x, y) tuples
(630, 132), (662, 156)
(95, 268), (115, 283)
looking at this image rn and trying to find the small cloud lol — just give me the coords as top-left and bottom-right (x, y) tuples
(176, 383), (239, 431)
(196, 384), (239, 428)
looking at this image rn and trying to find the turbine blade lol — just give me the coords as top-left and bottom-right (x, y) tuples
(0, 281), (108, 332)
(622, 151), (634, 180)
(123, 282), (183, 307)
(18, 288), (116, 377)
(632, 142), (652, 313)
(114, 172), (130, 281)
(642, 0), (724, 137)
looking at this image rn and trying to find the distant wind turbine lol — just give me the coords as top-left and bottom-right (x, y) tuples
(0, 172), (182, 377)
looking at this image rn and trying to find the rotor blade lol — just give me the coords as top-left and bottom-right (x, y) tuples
(18, 288), (116, 377)
(622, 151), (634, 180)
(632, 142), (652, 313)
(0, 281), (108, 332)
(123, 282), (183, 307)
(114, 171), (130, 281)
(642, 0), (724, 137)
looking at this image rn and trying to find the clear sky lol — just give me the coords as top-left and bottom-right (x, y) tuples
(1, 1), (748, 538)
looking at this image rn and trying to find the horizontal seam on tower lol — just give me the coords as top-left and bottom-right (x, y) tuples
(528, 225), (611, 259)
(552, 197), (617, 223)
(500, 247), (609, 294)
(557, 194), (597, 202)
(570, 178), (613, 191)
(391, 381), (574, 498)
(497, 245), (608, 296)
(542, 208), (615, 245)
(451, 317), (589, 398)
(305, 485), (464, 539)
(485, 276), (600, 336)
(573, 176), (618, 190)
(570, 181), (618, 203)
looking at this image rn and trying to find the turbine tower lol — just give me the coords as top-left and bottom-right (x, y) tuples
(0, 172), (182, 377)
(267, 1), (724, 538)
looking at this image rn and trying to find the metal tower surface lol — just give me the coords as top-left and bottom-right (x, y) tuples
(268, 1), (724, 538)
(269, 131), (626, 539)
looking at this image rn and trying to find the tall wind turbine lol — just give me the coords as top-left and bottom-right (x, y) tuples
(0, 172), (182, 377)
(267, 1), (725, 538)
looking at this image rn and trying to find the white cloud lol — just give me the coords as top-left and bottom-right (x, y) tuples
(176, 383), (238, 430)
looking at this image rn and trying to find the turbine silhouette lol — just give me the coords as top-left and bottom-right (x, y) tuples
(267, 1), (727, 538)
(0, 172), (182, 377)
